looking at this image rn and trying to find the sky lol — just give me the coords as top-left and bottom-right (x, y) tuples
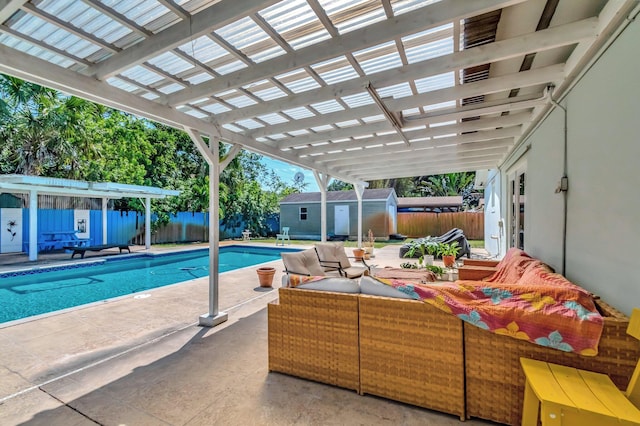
(261, 156), (320, 192)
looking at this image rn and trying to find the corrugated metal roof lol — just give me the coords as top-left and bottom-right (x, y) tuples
(397, 196), (462, 208)
(0, 174), (180, 198)
(280, 188), (394, 203)
(0, 0), (628, 185)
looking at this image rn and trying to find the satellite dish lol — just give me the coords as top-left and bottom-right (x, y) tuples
(294, 172), (305, 184)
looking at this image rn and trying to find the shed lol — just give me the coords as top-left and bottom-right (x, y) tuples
(279, 188), (398, 240)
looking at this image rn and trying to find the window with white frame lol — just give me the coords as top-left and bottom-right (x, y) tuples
(299, 207), (307, 220)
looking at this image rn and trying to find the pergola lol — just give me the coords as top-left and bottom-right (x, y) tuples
(1, 0), (635, 326)
(0, 174), (180, 261)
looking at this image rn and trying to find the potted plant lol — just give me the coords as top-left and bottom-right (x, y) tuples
(404, 236), (439, 267)
(423, 236), (439, 266)
(353, 247), (365, 262)
(364, 229), (375, 259)
(438, 242), (460, 268)
(425, 264), (445, 277)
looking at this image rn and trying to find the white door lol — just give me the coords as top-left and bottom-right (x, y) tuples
(334, 205), (349, 235)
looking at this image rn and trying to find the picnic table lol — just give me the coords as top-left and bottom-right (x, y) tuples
(41, 230), (90, 251)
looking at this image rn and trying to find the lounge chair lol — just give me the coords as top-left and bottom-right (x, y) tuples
(280, 248), (328, 287)
(64, 243), (131, 259)
(399, 228), (471, 259)
(314, 242), (369, 279)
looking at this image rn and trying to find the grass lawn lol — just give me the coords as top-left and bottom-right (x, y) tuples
(212, 238), (485, 249)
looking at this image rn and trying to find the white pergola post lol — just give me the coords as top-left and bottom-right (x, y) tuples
(313, 171), (330, 242)
(185, 127), (236, 328)
(28, 190), (38, 261)
(102, 198), (108, 244)
(355, 184), (365, 248)
(144, 197), (151, 250)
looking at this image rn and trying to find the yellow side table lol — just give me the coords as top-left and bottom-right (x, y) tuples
(520, 357), (640, 425)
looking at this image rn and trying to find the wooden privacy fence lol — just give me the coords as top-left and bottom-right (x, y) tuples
(398, 212), (484, 240)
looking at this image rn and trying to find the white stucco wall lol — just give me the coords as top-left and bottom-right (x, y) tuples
(521, 108), (566, 272)
(495, 16), (639, 315)
(562, 16), (640, 315)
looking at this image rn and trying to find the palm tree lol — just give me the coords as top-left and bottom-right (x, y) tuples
(0, 75), (98, 176)
(418, 172), (475, 197)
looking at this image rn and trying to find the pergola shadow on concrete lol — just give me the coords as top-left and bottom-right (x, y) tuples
(0, 174), (179, 261)
(1, 0), (637, 327)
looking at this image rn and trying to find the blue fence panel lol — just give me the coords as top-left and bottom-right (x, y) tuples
(107, 210), (140, 244)
(20, 209), (277, 251)
(38, 209), (75, 235)
(88, 210), (102, 246)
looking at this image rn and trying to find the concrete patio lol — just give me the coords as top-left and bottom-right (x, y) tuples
(0, 243), (497, 425)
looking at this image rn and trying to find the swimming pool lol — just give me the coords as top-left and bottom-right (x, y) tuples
(0, 245), (297, 325)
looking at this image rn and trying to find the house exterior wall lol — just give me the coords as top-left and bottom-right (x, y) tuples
(491, 17), (639, 315)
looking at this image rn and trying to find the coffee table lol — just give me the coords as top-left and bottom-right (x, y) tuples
(373, 267), (436, 283)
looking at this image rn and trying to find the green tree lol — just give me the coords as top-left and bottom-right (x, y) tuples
(367, 177), (417, 196)
(0, 75), (99, 176)
(417, 172), (475, 197)
(327, 179), (353, 191)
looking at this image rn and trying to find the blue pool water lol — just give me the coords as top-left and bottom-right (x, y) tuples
(0, 245), (296, 324)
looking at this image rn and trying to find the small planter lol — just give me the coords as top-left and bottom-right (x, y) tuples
(353, 248), (365, 262)
(364, 246), (374, 259)
(442, 255), (456, 268)
(257, 267), (276, 288)
(424, 254), (434, 266)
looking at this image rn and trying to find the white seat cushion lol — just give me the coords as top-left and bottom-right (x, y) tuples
(281, 249), (325, 276)
(297, 277), (361, 293)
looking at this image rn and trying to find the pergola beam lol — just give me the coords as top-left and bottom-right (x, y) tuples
(253, 65), (561, 143)
(325, 142), (513, 169)
(353, 161), (499, 180)
(312, 127), (521, 163)
(278, 111), (531, 151)
(167, 0), (528, 106)
(0, 42), (364, 185)
(0, 0), (27, 24)
(210, 17), (596, 125)
(284, 95), (542, 157)
(338, 151), (507, 174)
(156, 0), (189, 21)
(402, 94), (545, 127)
(90, 0), (281, 80)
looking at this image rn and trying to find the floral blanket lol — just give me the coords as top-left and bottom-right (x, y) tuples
(376, 277), (604, 355)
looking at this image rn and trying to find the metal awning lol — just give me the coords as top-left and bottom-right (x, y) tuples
(0, 174), (180, 198)
(0, 174), (180, 262)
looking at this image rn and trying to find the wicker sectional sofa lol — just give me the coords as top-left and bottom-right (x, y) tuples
(268, 251), (640, 425)
(459, 258), (640, 425)
(268, 288), (466, 420)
